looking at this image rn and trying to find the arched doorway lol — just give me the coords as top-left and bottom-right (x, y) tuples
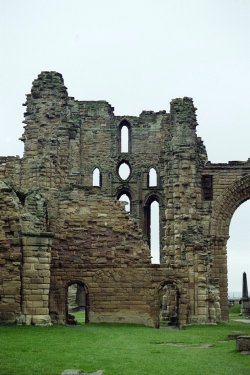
(66, 281), (89, 324)
(210, 175), (250, 320)
(158, 282), (180, 328)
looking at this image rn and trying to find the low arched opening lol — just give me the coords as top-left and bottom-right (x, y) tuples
(158, 281), (180, 328)
(66, 281), (89, 324)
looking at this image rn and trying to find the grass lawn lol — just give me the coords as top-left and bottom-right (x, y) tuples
(0, 316), (250, 375)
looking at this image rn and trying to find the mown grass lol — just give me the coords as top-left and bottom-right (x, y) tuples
(229, 303), (241, 315)
(72, 310), (86, 324)
(0, 319), (250, 375)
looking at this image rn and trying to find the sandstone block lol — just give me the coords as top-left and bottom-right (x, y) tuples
(0, 311), (16, 323)
(236, 336), (250, 352)
(34, 308), (49, 315)
(32, 314), (51, 326)
(228, 331), (246, 340)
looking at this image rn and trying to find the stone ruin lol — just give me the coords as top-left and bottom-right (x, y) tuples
(1, 71), (250, 327)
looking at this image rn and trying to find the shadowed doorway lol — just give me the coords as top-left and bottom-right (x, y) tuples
(66, 282), (89, 324)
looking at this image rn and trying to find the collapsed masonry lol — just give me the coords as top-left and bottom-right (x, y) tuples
(1, 71), (250, 327)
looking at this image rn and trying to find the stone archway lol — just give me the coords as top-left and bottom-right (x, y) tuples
(157, 280), (182, 328)
(210, 175), (250, 320)
(66, 281), (89, 324)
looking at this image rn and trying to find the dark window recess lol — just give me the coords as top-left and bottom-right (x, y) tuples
(202, 175), (213, 200)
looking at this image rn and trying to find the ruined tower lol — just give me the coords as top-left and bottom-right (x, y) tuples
(1, 71), (250, 326)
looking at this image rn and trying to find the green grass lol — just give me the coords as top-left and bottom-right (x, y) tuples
(71, 310), (86, 324)
(229, 303), (241, 315)
(0, 319), (250, 375)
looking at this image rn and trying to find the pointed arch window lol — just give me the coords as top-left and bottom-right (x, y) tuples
(145, 196), (160, 264)
(148, 168), (157, 187)
(93, 168), (101, 187)
(121, 125), (129, 153)
(119, 120), (131, 153)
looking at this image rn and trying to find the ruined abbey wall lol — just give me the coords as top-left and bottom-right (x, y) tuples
(1, 71), (250, 326)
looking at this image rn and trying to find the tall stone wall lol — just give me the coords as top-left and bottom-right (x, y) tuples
(50, 266), (190, 327)
(49, 187), (151, 267)
(0, 71), (250, 326)
(19, 72), (167, 248)
(0, 182), (22, 323)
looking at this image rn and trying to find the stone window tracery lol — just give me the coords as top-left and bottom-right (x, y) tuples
(118, 161), (131, 181)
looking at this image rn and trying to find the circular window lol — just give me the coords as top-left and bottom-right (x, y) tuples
(118, 162), (131, 180)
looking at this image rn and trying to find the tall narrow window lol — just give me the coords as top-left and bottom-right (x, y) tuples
(149, 168), (157, 187)
(93, 168), (101, 187)
(121, 125), (129, 153)
(118, 193), (131, 213)
(150, 200), (160, 263)
(145, 197), (160, 264)
(119, 120), (131, 153)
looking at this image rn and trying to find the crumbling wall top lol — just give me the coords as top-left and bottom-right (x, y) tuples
(170, 97), (198, 128)
(29, 71), (68, 100)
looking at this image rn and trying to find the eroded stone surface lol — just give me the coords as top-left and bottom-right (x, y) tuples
(236, 336), (250, 352)
(1, 71), (250, 327)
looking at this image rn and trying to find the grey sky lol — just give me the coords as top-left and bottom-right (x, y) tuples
(1, 0), (250, 294)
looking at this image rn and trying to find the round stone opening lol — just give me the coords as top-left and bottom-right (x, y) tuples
(118, 162), (131, 180)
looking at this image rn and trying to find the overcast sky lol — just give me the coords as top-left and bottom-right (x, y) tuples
(1, 0), (250, 294)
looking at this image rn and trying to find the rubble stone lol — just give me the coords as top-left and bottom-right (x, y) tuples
(236, 336), (250, 352)
(1, 71), (250, 326)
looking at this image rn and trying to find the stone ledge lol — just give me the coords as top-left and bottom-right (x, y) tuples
(228, 331), (247, 340)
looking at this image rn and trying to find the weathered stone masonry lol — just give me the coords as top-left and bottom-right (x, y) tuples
(1, 71), (250, 326)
